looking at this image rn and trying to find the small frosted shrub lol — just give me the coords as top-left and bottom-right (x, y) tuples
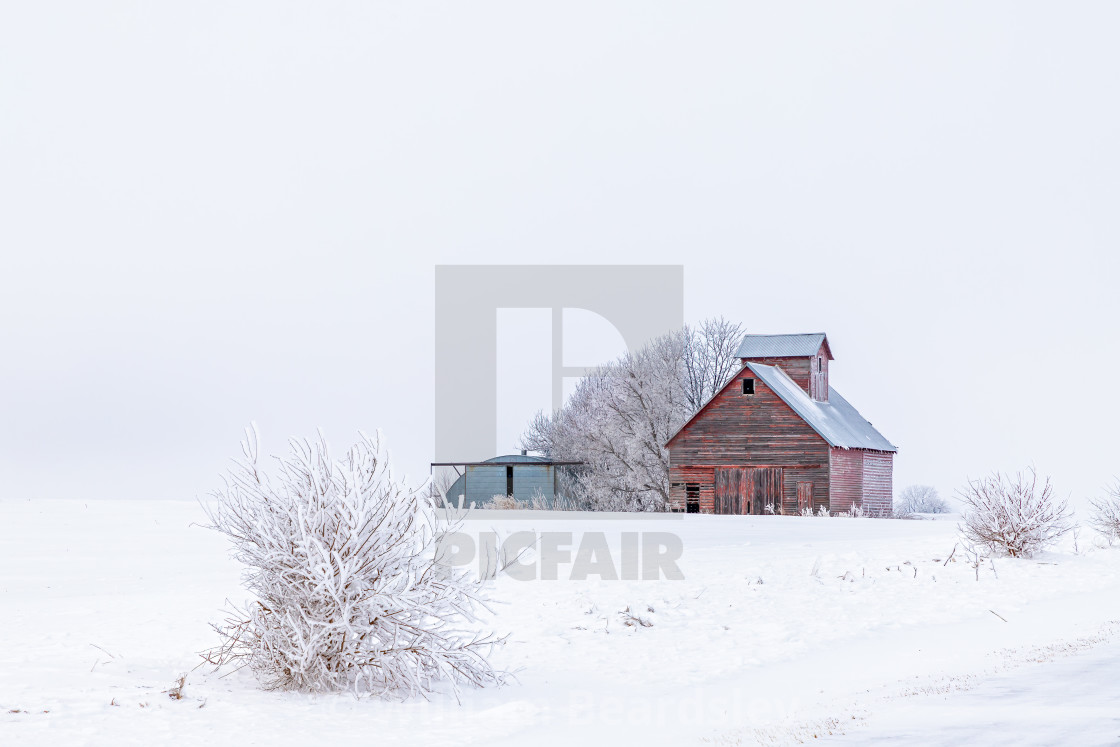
(202, 426), (505, 698)
(483, 494), (524, 510)
(1088, 483), (1120, 545)
(957, 467), (1073, 558)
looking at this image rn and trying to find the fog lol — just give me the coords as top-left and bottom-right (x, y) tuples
(2, 2), (1117, 507)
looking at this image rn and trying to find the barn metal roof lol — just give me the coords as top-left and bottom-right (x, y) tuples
(746, 362), (897, 452)
(736, 333), (830, 359)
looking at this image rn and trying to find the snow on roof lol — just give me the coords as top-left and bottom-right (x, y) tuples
(484, 454), (550, 464)
(736, 333), (829, 359)
(746, 362), (897, 452)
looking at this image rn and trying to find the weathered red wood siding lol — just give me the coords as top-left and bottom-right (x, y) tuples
(828, 448), (862, 513)
(828, 447), (894, 514)
(742, 341), (830, 401)
(668, 366), (830, 514)
(669, 466), (715, 512)
(862, 452), (894, 514)
(713, 467), (783, 514)
(808, 343), (829, 402)
(738, 357), (811, 392)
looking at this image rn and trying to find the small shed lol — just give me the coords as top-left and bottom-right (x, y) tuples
(432, 453), (580, 507)
(665, 333), (897, 515)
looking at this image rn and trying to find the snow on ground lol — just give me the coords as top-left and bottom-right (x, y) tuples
(2, 499), (1119, 746)
(820, 638), (1120, 745)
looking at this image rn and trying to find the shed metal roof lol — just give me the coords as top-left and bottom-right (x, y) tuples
(746, 362), (897, 452)
(484, 454), (549, 464)
(736, 333), (830, 359)
(430, 454), (583, 467)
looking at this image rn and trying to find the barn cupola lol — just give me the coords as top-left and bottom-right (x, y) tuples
(736, 333), (834, 402)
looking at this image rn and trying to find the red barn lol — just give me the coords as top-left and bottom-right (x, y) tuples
(665, 333), (897, 515)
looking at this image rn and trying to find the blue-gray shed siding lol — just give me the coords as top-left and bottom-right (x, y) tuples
(445, 464), (557, 505)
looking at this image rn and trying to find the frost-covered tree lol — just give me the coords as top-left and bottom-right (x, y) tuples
(956, 467), (1073, 558)
(525, 333), (691, 511)
(681, 317), (746, 411)
(522, 319), (742, 511)
(202, 426), (505, 698)
(1088, 482), (1120, 545)
(895, 484), (950, 514)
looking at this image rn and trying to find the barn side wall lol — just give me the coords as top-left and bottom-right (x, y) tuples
(828, 448), (863, 513)
(828, 448), (895, 515)
(861, 452), (894, 515)
(781, 467), (829, 514)
(668, 366), (830, 514)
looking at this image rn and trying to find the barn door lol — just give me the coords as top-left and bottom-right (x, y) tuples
(714, 468), (744, 515)
(714, 469), (728, 514)
(750, 468), (783, 514)
(743, 468), (757, 515)
(797, 482), (813, 513)
(715, 468), (782, 515)
(734, 469), (745, 514)
(712, 468), (784, 515)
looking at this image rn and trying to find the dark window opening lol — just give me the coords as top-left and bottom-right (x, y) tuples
(817, 356), (822, 372)
(506, 466), (514, 496)
(741, 378), (755, 395)
(686, 483), (700, 513)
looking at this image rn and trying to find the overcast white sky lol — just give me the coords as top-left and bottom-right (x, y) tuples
(2, 2), (1118, 507)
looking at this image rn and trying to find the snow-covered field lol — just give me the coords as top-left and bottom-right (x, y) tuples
(3, 499), (1119, 746)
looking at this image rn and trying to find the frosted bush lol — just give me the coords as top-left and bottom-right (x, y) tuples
(483, 494), (524, 510)
(816, 505), (830, 518)
(957, 467), (1073, 558)
(547, 493), (585, 511)
(1088, 483), (1120, 545)
(202, 426), (505, 697)
(895, 484), (949, 514)
(526, 488), (581, 510)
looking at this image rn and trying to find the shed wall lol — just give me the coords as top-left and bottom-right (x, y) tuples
(447, 464), (556, 505)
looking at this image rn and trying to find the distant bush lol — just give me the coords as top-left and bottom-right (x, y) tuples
(957, 467), (1073, 558)
(483, 493), (524, 510)
(895, 485), (950, 514)
(203, 426), (505, 697)
(479, 490), (585, 511)
(1088, 482), (1120, 545)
